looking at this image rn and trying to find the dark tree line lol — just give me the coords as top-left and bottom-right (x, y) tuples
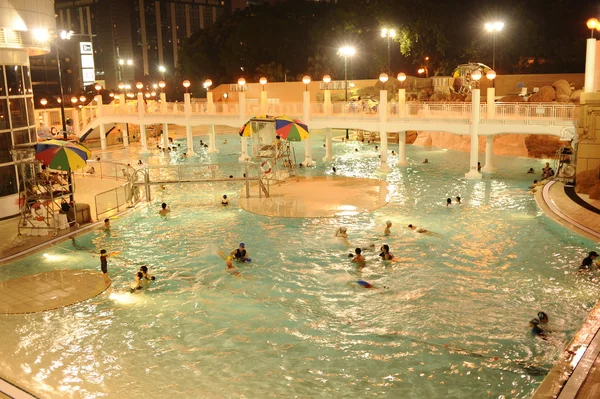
(177, 0), (597, 91)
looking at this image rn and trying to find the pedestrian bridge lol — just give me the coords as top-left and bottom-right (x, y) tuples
(35, 92), (578, 178)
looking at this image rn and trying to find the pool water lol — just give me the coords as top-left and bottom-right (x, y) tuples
(1, 132), (598, 398)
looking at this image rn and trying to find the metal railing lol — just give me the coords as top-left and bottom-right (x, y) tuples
(95, 182), (133, 220)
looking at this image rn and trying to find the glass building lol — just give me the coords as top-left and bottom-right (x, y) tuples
(0, 0), (54, 219)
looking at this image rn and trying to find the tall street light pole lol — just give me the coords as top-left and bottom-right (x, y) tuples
(381, 28), (396, 75)
(338, 46), (356, 140)
(484, 21), (504, 75)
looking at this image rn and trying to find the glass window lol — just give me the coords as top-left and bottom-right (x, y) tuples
(0, 165), (18, 196)
(0, 99), (8, 130)
(9, 98), (27, 129)
(30, 128), (36, 143)
(13, 129), (30, 145)
(23, 66), (32, 94)
(0, 132), (11, 164)
(0, 66), (5, 97)
(5, 65), (24, 96)
(26, 97), (35, 126)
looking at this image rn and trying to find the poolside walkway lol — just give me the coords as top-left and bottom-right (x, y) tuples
(533, 180), (600, 399)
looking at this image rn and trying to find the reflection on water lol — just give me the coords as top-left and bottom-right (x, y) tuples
(0, 134), (598, 398)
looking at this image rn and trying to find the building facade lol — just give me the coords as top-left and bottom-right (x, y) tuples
(0, 0), (55, 218)
(31, 0), (234, 100)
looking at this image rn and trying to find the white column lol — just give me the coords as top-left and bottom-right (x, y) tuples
(482, 135), (495, 173)
(465, 88), (482, 179)
(162, 123), (169, 149)
(260, 90), (267, 115)
(398, 88), (406, 118)
(486, 87), (495, 118)
(208, 124), (218, 153)
(585, 38), (596, 92)
(185, 125), (194, 155)
(323, 127), (333, 162)
(184, 92), (192, 118)
(43, 111), (50, 127)
(379, 89), (390, 172)
(99, 123), (107, 150)
(302, 90), (314, 166)
(122, 123), (129, 148)
(160, 92), (167, 113)
(139, 124), (149, 153)
(324, 90), (332, 116)
(207, 92), (214, 114)
(72, 110), (80, 136)
(397, 131), (408, 166)
(238, 91), (250, 161)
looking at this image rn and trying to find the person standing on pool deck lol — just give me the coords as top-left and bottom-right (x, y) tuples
(100, 249), (118, 285)
(230, 243), (250, 262)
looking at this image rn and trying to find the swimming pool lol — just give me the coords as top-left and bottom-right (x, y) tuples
(1, 133), (598, 398)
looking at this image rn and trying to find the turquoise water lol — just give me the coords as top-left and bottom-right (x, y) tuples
(1, 132), (599, 398)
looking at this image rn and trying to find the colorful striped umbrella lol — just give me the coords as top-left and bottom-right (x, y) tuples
(239, 122), (253, 137)
(34, 140), (91, 171)
(274, 116), (309, 142)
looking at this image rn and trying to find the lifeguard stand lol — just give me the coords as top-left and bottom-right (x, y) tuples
(248, 117), (297, 181)
(11, 144), (76, 236)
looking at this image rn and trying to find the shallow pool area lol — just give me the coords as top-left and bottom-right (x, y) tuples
(1, 134), (599, 398)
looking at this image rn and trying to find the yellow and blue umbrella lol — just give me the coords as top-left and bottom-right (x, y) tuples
(34, 140), (91, 171)
(275, 116), (309, 142)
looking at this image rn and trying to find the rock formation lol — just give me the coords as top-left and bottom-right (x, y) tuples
(529, 85), (556, 102)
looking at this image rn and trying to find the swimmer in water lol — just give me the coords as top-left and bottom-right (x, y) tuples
(130, 271), (143, 293)
(537, 311), (548, 325)
(446, 198), (452, 206)
(335, 227), (349, 245)
(408, 224), (428, 233)
(221, 195), (229, 206)
(384, 220), (392, 236)
(356, 280), (376, 289)
(352, 248), (366, 268)
(230, 243), (250, 262)
(159, 202), (170, 216)
(103, 218), (110, 230)
(529, 318), (547, 340)
(140, 265), (155, 281)
(379, 244), (393, 260)
(455, 196), (461, 204)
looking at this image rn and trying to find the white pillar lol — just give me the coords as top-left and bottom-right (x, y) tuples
(184, 92), (192, 118)
(160, 92), (167, 113)
(585, 38), (596, 92)
(465, 88), (482, 179)
(99, 123), (107, 150)
(379, 89), (390, 172)
(398, 88), (406, 118)
(185, 125), (194, 155)
(122, 123), (129, 148)
(139, 124), (149, 153)
(397, 131), (408, 166)
(43, 111), (50, 127)
(324, 90), (332, 116)
(207, 92), (214, 114)
(302, 91), (314, 166)
(482, 135), (495, 173)
(239, 91), (246, 121)
(487, 87), (495, 118)
(208, 124), (218, 153)
(260, 91), (267, 115)
(162, 123), (169, 149)
(323, 127), (333, 162)
(72, 110), (80, 136)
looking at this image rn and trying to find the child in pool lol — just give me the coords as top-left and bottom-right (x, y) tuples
(384, 220), (392, 236)
(352, 248), (366, 268)
(379, 245), (394, 260)
(221, 195), (229, 206)
(226, 260), (241, 276)
(130, 272), (143, 293)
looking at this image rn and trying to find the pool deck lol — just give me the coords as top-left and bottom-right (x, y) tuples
(533, 180), (600, 399)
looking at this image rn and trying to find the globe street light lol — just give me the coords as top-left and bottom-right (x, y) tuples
(136, 82), (144, 92)
(79, 95), (86, 103)
(158, 65), (166, 80)
(338, 46), (356, 139)
(40, 98), (48, 109)
(183, 80), (191, 93)
(237, 78), (246, 87)
(484, 21), (504, 72)
(471, 69), (482, 89)
(379, 72), (389, 90)
(71, 97), (78, 105)
(94, 84), (102, 94)
(381, 28), (397, 75)
(203, 79), (213, 91)
(259, 77), (267, 91)
(302, 75), (311, 91)
(586, 18), (600, 38)
(397, 72), (406, 87)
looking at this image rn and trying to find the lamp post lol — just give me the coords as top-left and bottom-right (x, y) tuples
(484, 21), (504, 72)
(94, 84), (102, 94)
(136, 81), (144, 92)
(40, 98), (48, 109)
(302, 75), (311, 91)
(259, 77), (267, 91)
(183, 80), (191, 93)
(381, 28), (396, 75)
(338, 46), (356, 139)
(158, 65), (166, 81)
